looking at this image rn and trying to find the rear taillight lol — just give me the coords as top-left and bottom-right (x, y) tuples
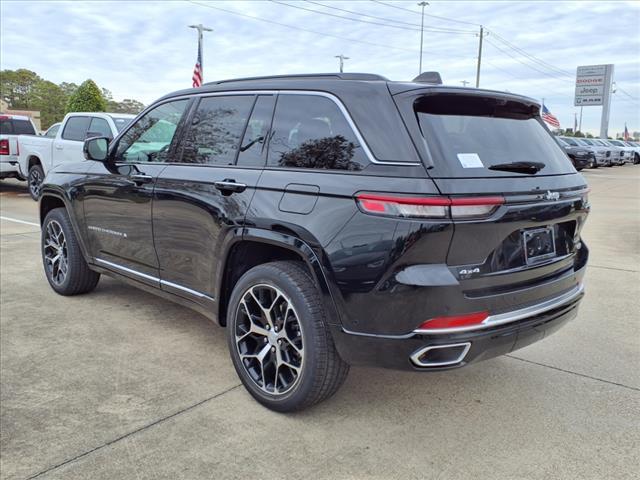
(0, 139), (9, 155)
(417, 311), (489, 331)
(356, 193), (504, 219)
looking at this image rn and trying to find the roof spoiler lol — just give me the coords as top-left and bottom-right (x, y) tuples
(412, 72), (443, 85)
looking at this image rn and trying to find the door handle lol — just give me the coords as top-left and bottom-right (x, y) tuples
(55, 145), (64, 150)
(214, 179), (247, 195)
(130, 173), (153, 185)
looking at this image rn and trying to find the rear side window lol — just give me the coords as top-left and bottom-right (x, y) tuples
(181, 95), (254, 165)
(237, 95), (275, 167)
(413, 94), (574, 177)
(62, 117), (91, 141)
(0, 119), (36, 135)
(267, 94), (368, 171)
(44, 124), (60, 138)
(88, 118), (112, 138)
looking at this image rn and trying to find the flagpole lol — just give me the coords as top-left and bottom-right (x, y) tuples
(189, 24), (213, 82)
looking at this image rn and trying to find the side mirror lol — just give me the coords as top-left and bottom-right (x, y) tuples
(83, 136), (110, 162)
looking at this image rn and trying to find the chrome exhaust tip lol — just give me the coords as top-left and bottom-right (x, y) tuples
(410, 342), (471, 367)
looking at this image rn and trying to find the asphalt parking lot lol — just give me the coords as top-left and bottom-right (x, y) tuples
(1, 168), (639, 480)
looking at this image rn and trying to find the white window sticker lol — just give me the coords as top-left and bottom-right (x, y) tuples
(457, 153), (484, 168)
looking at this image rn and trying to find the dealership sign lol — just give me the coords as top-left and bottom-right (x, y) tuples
(574, 64), (613, 106)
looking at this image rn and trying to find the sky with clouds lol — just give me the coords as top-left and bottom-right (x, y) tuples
(1, 0), (638, 136)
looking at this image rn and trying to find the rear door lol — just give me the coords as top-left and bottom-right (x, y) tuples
(54, 116), (90, 165)
(152, 93), (268, 302)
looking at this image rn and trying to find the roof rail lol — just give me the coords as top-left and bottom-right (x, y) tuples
(206, 73), (389, 85)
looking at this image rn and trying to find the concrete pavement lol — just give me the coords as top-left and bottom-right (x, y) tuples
(1, 168), (639, 480)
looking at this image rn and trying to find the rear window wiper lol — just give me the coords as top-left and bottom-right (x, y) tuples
(488, 161), (545, 174)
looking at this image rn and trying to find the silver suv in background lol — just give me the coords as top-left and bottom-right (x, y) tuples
(571, 138), (612, 167)
(624, 141), (640, 164)
(604, 139), (635, 164)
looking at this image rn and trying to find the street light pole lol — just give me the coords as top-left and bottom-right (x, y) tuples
(418, 2), (429, 74)
(475, 25), (484, 88)
(189, 24), (213, 81)
(335, 54), (350, 73)
(461, 80), (470, 87)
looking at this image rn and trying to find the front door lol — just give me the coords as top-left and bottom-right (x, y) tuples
(82, 99), (191, 284)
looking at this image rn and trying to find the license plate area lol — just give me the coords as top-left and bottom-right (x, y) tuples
(523, 227), (556, 265)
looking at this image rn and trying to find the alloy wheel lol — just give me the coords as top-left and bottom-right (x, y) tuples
(29, 169), (42, 198)
(234, 284), (304, 396)
(43, 220), (68, 285)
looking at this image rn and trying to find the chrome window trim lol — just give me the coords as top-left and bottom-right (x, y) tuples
(95, 258), (214, 301)
(410, 342), (471, 367)
(128, 89), (420, 167)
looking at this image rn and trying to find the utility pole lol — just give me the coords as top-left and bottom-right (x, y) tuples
(418, 2), (429, 74)
(335, 54), (350, 73)
(189, 23), (213, 81)
(461, 80), (470, 87)
(475, 25), (485, 88)
(578, 106), (583, 132)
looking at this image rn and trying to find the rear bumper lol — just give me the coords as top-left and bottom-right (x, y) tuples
(0, 158), (23, 178)
(331, 272), (586, 371)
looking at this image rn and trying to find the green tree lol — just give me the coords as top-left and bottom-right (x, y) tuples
(112, 98), (145, 114)
(66, 79), (106, 113)
(31, 80), (67, 129)
(59, 82), (79, 99)
(0, 69), (41, 109)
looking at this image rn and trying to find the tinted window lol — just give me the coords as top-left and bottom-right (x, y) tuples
(62, 116), (91, 141)
(181, 95), (254, 165)
(560, 137), (578, 147)
(115, 100), (188, 163)
(88, 117), (112, 138)
(609, 140), (624, 147)
(267, 94), (367, 171)
(414, 94), (573, 176)
(44, 124), (60, 138)
(0, 119), (36, 135)
(237, 95), (275, 167)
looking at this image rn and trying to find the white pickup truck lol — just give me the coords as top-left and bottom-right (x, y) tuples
(18, 112), (134, 199)
(0, 114), (38, 181)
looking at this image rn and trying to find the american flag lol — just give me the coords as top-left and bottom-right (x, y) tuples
(624, 123), (629, 141)
(541, 104), (560, 129)
(192, 44), (203, 88)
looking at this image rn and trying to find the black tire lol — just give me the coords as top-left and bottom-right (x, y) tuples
(28, 163), (44, 201)
(634, 154), (640, 165)
(227, 261), (349, 412)
(42, 207), (100, 295)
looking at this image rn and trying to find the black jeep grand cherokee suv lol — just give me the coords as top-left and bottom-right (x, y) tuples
(39, 73), (589, 412)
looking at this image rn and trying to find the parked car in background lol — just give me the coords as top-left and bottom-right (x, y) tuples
(38, 73), (589, 412)
(18, 112), (134, 199)
(0, 114), (37, 180)
(605, 139), (635, 164)
(596, 139), (627, 165)
(556, 137), (594, 170)
(42, 122), (61, 138)
(571, 138), (612, 167)
(624, 141), (640, 164)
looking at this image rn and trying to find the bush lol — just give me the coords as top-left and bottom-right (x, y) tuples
(66, 79), (106, 113)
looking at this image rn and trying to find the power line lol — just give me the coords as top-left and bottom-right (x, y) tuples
(270, 0), (475, 35)
(617, 87), (640, 102)
(187, 0), (417, 53)
(487, 30), (574, 78)
(305, 0), (476, 33)
(485, 37), (574, 84)
(370, 0), (480, 27)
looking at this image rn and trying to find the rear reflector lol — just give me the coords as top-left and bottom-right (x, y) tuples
(356, 193), (504, 219)
(417, 311), (489, 330)
(0, 139), (9, 156)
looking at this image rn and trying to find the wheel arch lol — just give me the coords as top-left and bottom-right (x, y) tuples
(216, 228), (341, 329)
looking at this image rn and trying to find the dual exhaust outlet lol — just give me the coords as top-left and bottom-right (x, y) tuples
(410, 342), (471, 368)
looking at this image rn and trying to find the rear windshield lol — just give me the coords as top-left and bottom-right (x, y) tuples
(110, 116), (132, 133)
(0, 118), (36, 135)
(414, 95), (574, 177)
(560, 137), (580, 147)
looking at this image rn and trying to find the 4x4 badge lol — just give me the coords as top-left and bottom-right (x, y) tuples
(544, 190), (560, 201)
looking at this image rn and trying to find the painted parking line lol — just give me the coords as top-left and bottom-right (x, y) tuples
(0, 216), (40, 227)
